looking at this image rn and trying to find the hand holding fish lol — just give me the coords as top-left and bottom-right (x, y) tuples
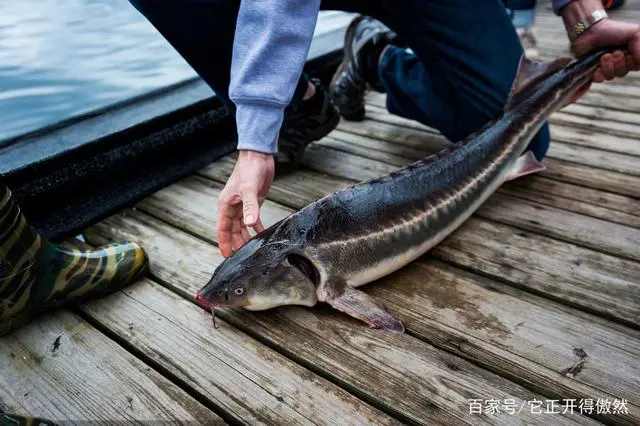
(572, 18), (640, 81)
(561, 0), (639, 102)
(217, 151), (274, 258)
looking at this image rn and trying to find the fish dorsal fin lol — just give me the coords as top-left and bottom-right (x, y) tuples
(506, 54), (573, 111)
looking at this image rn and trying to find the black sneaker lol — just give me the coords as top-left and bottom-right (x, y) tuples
(276, 78), (340, 175)
(329, 16), (400, 121)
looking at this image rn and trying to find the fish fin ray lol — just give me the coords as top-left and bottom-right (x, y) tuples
(504, 151), (546, 182)
(320, 278), (404, 332)
(506, 54), (573, 111)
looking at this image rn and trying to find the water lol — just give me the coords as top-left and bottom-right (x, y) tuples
(0, 0), (198, 142)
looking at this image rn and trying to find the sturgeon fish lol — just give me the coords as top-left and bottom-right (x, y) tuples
(196, 48), (618, 332)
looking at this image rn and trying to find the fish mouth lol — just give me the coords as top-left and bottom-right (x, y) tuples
(194, 292), (248, 309)
(195, 291), (250, 331)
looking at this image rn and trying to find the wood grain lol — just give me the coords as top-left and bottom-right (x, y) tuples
(334, 111), (640, 200)
(78, 276), (396, 426)
(541, 158), (640, 199)
(0, 310), (221, 424)
(354, 97), (640, 179)
(84, 208), (600, 426)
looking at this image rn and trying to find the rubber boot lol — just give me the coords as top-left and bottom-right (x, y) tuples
(2, 412), (58, 426)
(0, 183), (149, 336)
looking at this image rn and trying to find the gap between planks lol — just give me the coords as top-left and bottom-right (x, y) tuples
(89, 172), (640, 424)
(0, 309), (223, 424)
(81, 209), (597, 426)
(62, 237), (400, 425)
(321, 129), (640, 229)
(85, 204), (616, 426)
(364, 94), (640, 166)
(324, 130), (640, 228)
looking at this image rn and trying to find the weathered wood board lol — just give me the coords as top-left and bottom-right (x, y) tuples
(78, 277), (396, 426)
(85, 173), (640, 422)
(84, 208), (603, 425)
(0, 310), (221, 423)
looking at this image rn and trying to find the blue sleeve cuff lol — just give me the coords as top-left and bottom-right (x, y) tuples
(234, 100), (285, 154)
(551, 0), (573, 15)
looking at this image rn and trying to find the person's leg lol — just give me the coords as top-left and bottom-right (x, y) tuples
(0, 182), (149, 336)
(128, 0), (339, 174)
(330, 0), (550, 160)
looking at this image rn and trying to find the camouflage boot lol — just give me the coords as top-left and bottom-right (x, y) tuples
(2, 412), (58, 426)
(0, 183), (149, 336)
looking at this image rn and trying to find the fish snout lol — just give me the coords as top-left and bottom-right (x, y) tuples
(195, 285), (248, 308)
(195, 291), (209, 308)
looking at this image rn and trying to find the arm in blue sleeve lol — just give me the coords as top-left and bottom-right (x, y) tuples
(228, 0), (321, 154)
(551, 0), (573, 15)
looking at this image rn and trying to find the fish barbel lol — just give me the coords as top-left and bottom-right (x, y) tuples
(197, 48), (619, 332)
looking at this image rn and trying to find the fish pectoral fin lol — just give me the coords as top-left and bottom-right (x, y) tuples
(321, 279), (404, 333)
(504, 150), (546, 182)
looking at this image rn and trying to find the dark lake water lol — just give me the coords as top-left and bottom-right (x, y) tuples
(0, 0), (197, 142)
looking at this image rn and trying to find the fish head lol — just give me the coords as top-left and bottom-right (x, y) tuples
(196, 227), (319, 311)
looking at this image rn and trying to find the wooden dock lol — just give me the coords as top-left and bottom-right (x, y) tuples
(1, 3), (639, 425)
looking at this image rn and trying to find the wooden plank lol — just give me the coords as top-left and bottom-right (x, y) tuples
(84, 206), (605, 426)
(200, 158), (640, 329)
(508, 176), (638, 218)
(499, 181), (640, 229)
(0, 311), (221, 423)
(479, 192), (640, 261)
(541, 157), (640, 199)
(364, 93), (640, 161)
(546, 143), (639, 178)
(211, 149), (640, 224)
(330, 125), (640, 205)
(559, 104), (640, 127)
(77, 277), (395, 426)
(539, 124), (640, 158)
(298, 137), (640, 262)
(560, 89), (640, 113)
(359, 99), (640, 177)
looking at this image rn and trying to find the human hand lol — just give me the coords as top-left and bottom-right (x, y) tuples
(217, 150), (275, 258)
(561, 0), (639, 103)
(572, 18), (640, 82)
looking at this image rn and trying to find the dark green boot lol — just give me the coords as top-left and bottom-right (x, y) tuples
(2, 411), (58, 426)
(0, 183), (149, 336)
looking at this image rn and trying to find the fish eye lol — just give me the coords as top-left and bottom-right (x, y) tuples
(234, 288), (244, 295)
(217, 289), (224, 296)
